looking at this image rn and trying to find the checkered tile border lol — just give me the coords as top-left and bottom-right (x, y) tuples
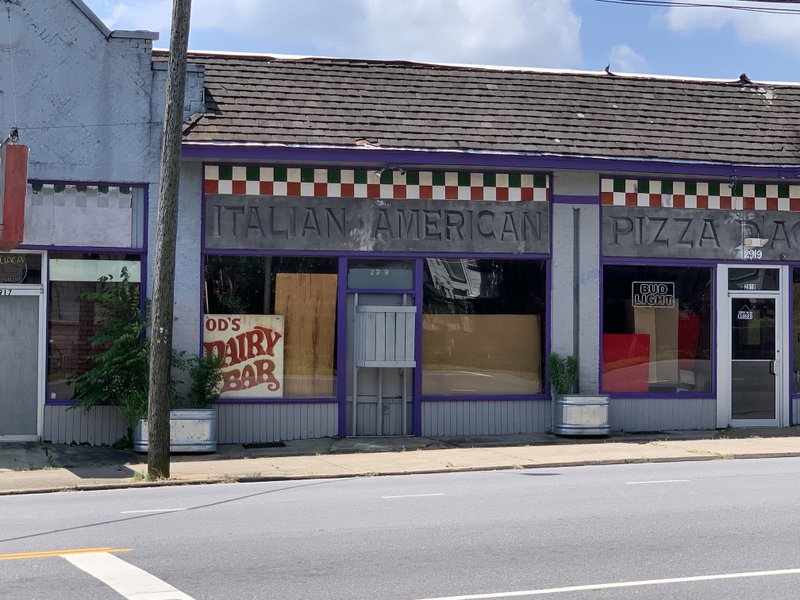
(601, 178), (800, 211)
(204, 165), (549, 202)
(28, 183), (133, 209)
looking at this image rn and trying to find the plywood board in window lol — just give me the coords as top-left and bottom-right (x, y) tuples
(275, 273), (337, 397)
(422, 314), (541, 395)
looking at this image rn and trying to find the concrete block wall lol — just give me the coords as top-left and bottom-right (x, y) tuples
(0, 1), (159, 185)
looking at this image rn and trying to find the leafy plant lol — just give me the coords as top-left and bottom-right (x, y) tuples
(74, 268), (149, 438)
(549, 352), (578, 396)
(187, 351), (225, 408)
(73, 268), (183, 445)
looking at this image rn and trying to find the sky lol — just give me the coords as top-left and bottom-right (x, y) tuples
(82, 0), (800, 83)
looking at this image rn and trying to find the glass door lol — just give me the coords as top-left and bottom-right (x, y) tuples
(730, 296), (780, 424)
(0, 253), (45, 441)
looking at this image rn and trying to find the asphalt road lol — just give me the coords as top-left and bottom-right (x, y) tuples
(3, 457), (800, 599)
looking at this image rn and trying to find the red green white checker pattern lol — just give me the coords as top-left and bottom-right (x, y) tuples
(204, 165), (549, 202)
(601, 178), (800, 211)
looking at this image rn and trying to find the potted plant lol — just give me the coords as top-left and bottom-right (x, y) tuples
(75, 267), (186, 450)
(132, 351), (223, 453)
(549, 352), (578, 397)
(549, 352), (610, 436)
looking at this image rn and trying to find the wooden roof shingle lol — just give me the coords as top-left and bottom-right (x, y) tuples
(167, 51), (800, 166)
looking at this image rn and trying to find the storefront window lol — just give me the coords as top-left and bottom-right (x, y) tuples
(602, 265), (712, 393)
(204, 255), (338, 398)
(47, 252), (142, 401)
(0, 253), (42, 284)
(422, 258), (545, 396)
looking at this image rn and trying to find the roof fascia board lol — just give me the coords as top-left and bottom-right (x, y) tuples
(176, 49), (797, 86)
(71, 0), (158, 41)
(181, 144), (800, 180)
(110, 30), (159, 40)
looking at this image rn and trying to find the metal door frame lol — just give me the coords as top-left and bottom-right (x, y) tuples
(343, 257), (418, 437)
(349, 291), (415, 436)
(717, 264), (788, 427)
(0, 251), (47, 441)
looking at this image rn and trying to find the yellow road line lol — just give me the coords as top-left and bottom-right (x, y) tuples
(0, 547), (132, 561)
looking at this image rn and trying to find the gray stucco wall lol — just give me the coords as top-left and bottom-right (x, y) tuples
(158, 162), (204, 359)
(0, 2), (159, 184)
(551, 170), (601, 393)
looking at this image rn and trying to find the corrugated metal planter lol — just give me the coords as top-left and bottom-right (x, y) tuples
(552, 395), (610, 436)
(133, 408), (218, 453)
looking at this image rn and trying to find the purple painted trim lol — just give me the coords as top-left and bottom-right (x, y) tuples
(198, 254), (206, 356)
(43, 263), (52, 408)
(336, 256), (348, 437)
(597, 247), (604, 394)
(596, 177), (604, 393)
(215, 398), (338, 405)
(142, 184), (150, 262)
(183, 144), (800, 180)
(20, 245), (146, 253)
(606, 393), (716, 399)
(199, 165), (209, 358)
(712, 264), (718, 399)
(413, 258), (423, 436)
(140, 185), (150, 318)
(346, 287), (415, 294)
(422, 394), (547, 402)
(551, 195), (599, 205)
(791, 268), (795, 424)
(545, 233), (553, 399)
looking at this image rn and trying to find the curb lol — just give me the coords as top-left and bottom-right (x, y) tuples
(5, 451), (792, 497)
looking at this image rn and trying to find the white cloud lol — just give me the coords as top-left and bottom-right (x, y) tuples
(608, 44), (648, 74)
(84, 0), (583, 68)
(663, 2), (800, 54)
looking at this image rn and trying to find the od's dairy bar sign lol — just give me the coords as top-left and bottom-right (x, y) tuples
(203, 314), (285, 398)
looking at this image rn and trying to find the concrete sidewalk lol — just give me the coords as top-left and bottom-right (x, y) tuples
(3, 428), (800, 495)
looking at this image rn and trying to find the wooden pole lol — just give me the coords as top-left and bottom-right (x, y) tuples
(148, 0), (192, 479)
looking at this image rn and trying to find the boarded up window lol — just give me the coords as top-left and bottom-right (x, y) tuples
(275, 273), (337, 397)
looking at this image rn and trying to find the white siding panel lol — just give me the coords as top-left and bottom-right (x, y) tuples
(422, 400), (550, 436)
(43, 405), (126, 446)
(609, 398), (716, 431)
(217, 403), (338, 444)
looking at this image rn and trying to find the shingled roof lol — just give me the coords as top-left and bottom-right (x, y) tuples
(166, 50), (800, 167)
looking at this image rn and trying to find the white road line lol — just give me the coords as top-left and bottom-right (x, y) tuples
(415, 567), (800, 599)
(63, 551), (195, 600)
(625, 479), (690, 485)
(120, 508), (188, 514)
(382, 493), (446, 499)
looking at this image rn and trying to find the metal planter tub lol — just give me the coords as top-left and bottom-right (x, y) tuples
(552, 394), (610, 436)
(133, 408), (218, 453)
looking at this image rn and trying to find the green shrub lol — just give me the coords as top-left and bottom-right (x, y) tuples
(187, 351), (224, 409)
(549, 352), (578, 395)
(73, 268), (183, 445)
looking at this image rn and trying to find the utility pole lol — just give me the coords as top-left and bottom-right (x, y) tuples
(148, 0), (192, 479)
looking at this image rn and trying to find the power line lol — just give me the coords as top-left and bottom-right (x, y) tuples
(594, 0), (800, 14)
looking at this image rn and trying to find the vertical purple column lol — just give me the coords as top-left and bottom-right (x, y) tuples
(336, 256), (348, 438)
